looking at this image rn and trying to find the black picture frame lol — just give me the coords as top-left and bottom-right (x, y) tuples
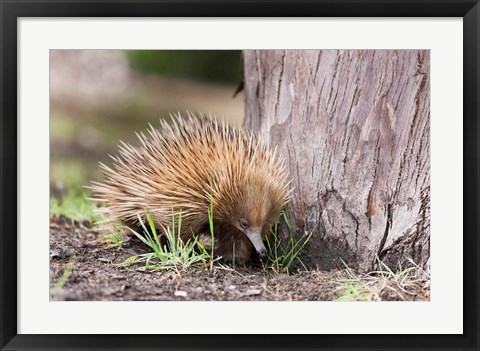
(1, 1), (478, 350)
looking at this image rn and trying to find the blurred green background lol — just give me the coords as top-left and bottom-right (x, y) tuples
(127, 50), (241, 84)
(50, 50), (243, 205)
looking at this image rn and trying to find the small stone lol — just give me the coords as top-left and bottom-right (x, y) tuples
(174, 290), (187, 297)
(244, 289), (261, 296)
(228, 285), (236, 290)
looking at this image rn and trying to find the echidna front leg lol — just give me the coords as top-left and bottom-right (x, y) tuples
(215, 236), (254, 265)
(192, 222), (261, 264)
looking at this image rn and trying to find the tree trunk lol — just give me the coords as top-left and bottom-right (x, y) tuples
(243, 50), (430, 272)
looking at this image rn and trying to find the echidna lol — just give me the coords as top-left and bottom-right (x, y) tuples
(91, 112), (291, 262)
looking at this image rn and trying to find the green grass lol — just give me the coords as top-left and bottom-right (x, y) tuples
(121, 211), (214, 273)
(122, 186), (217, 273)
(334, 261), (371, 301)
(262, 210), (313, 275)
(207, 179), (215, 269)
(50, 189), (100, 222)
(336, 282), (371, 301)
(50, 255), (75, 296)
(51, 187), (311, 276)
(121, 208), (311, 275)
(334, 258), (430, 301)
(101, 229), (127, 249)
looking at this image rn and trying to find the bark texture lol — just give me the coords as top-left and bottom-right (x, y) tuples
(243, 50), (430, 272)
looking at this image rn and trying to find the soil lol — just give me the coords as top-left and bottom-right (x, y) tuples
(49, 215), (428, 301)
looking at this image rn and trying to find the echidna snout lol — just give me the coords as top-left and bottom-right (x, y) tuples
(244, 228), (267, 257)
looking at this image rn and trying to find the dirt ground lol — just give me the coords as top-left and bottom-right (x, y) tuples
(49, 215), (429, 301)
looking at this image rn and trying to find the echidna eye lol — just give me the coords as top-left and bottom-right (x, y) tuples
(239, 218), (249, 229)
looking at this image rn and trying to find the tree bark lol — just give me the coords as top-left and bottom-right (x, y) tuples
(243, 50), (430, 272)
